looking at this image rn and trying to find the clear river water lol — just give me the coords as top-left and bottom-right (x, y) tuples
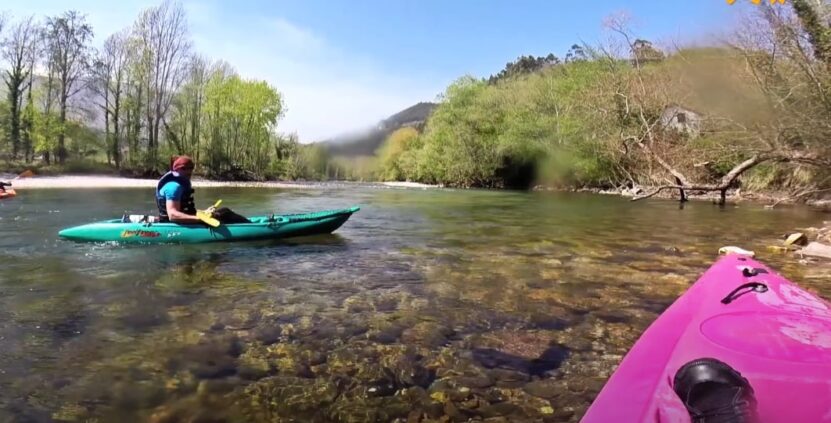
(0, 185), (827, 422)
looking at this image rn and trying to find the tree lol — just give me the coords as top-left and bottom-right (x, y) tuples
(631, 39), (665, 65)
(2, 16), (40, 159)
(92, 29), (131, 168)
(166, 54), (208, 159)
(199, 69), (284, 178)
(397, 7), (831, 194)
(601, 12), (831, 204)
(44, 10), (93, 164)
(0, 3), (299, 178)
(488, 53), (560, 83)
(121, 40), (146, 167)
(20, 18), (41, 162)
(377, 127), (419, 181)
(134, 0), (190, 168)
(790, 0), (831, 67)
(564, 44), (587, 63)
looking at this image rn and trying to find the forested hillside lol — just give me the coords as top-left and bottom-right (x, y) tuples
(373, 2), (831, 202)
(0, 2), (328, 180)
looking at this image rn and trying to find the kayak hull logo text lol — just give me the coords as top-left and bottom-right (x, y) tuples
(121, 230), (161, 239)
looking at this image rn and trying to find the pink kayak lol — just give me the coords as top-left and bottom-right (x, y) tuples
(582, 253), (831, 422)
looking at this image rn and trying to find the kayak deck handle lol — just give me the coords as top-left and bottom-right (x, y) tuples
(721, 282), (768, 305)
(740, 267), (769, 277)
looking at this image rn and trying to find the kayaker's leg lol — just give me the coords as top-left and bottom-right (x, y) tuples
(673, 358), (759, 423)
(212, 207), (251, 224)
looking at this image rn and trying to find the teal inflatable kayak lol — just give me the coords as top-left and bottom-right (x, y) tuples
(59, 206), (360, 244)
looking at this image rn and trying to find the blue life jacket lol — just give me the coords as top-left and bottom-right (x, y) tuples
(156, 171), (196, 221)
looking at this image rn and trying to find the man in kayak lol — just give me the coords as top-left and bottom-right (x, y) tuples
(0, 181), (10, 192)
(157, 156), (250, 224)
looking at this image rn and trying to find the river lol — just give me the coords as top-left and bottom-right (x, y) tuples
(0, 186), (826, 422)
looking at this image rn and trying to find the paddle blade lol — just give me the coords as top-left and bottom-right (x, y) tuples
(16, 170), (34, 179)
(718, 246), (755, 257)
(784, 232), (806, 246)
(196, 210), (220, 227)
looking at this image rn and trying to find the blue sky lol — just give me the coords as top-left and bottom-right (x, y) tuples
(1, 0), (747, 142)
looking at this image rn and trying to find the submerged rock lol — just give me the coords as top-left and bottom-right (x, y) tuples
(488, 368), (530, 388)
(327, 394), (413, 423)
(453, 374), (494, 390)
(164, 371), (199, 395)
(799, 242), (831, 260)
(343, 295), (372, 313)
(400, 321), (454, 348)
(523, 378), (562, 399)
(196, 378), (242, 399)
(476, 402), (522, 419)
(267, 343), (322, 378)
(252, 326), (282, 345)
(237, 344), (273, 380)
(174, 335), (242, 379)
(241, 376), (338, 419)
(111, 380), (167, 410)
(51, 403), (92, 421)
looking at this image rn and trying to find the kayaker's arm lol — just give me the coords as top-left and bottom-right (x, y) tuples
(166, 199), (203, 223)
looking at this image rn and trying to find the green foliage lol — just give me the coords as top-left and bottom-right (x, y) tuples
(200, 72), (284, 177)
(166, 66), (285, 179)
(327, 155), (378, 181)
(260, 135), (335, 181)
(44, 10), (94, 164)
(743, 164), (780, 191)
(488, 54), (560, 83)
(382, 61), (625, 189)
(0, 158), (116, 175)
(376, 127), (419, 181)
(47, 159), (115, 174)
(0, 101), (8, 153)
(325, 102), (435, 157)
(65, 122), (105, 157)
(380, 30), (830, 194)
(282, 144), (330, 180)
(564, 44), (588, 63)
(791, 0), (831, 66)
(632, 39), (665, 64)
(29, 107), (60, 156)
(413, 76), (503, 186)
(1, 6), (297, 180)
(1, 2), (829, 197)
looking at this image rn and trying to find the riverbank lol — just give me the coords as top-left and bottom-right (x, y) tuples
(538, 185), (831, 211)
(4, 174), (826, 209)
(380, 181), (443, 189)
(1, 174), (446, 191)
(4, 175), (306, 190)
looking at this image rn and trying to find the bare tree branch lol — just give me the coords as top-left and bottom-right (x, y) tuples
(134, 0), (191, 166)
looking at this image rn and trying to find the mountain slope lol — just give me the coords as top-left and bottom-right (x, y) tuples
(324, 102), (436, 156)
